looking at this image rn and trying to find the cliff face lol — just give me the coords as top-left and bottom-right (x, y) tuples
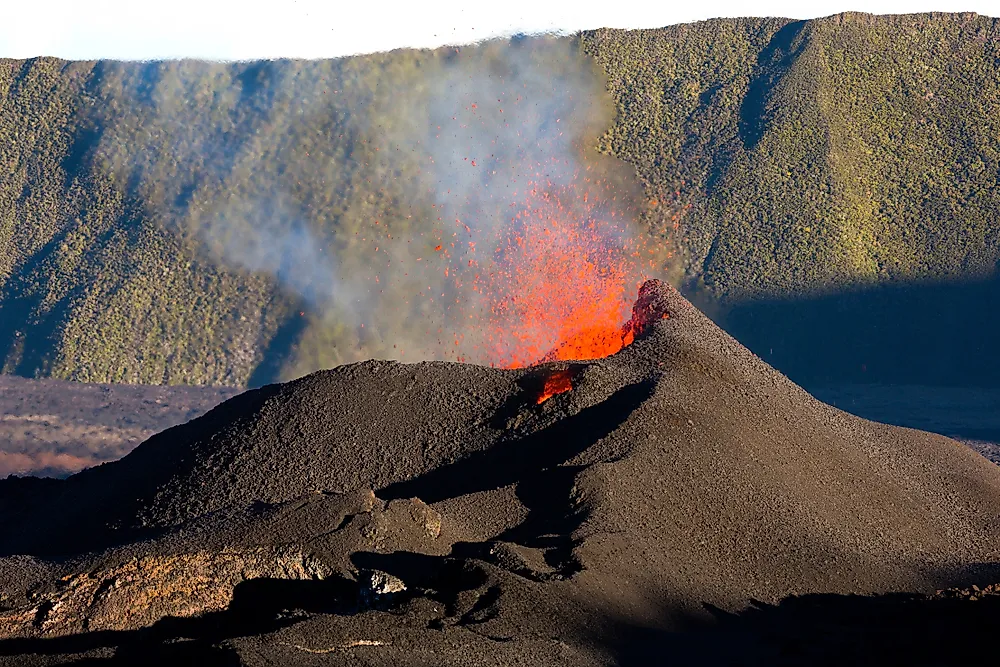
(1, 12), (998, 387)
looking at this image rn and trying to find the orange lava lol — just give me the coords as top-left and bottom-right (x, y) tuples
(541, 325), (635, 364)
(536, 369), (574, 404)
(475, 184), (652, 368)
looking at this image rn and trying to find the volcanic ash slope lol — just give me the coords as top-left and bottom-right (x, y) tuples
(3, 280), (1000, 664)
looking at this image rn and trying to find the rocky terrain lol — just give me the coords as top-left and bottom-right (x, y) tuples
(2, 281), (1000, 665)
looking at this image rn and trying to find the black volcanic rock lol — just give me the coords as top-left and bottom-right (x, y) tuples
(623, 277), (673, 337)
(3, 280), (1000, 665)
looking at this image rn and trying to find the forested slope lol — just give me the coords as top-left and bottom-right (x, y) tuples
(1, 12), (998, 387)
(584, 12), (1000, 297)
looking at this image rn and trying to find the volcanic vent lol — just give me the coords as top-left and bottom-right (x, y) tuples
(533, 279), (671, 403)
(535, 279), (671, 366)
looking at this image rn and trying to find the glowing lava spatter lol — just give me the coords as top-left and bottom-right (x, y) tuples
(348, 43), (667, 369)
(536, 368), (575, 404)
(472, 184), (650, 368)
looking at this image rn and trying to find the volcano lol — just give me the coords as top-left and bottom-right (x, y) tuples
(2, 280), (1000, 665)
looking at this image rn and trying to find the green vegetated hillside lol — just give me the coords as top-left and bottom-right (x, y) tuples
(0, 53), (454, 386)
(1, 12), (999, 387)
(583, 12), (1000, 297)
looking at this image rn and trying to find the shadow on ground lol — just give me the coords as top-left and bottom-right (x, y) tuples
(611, 588), (1000, 666)
(715, 271), (1000, 389)
(4, 576), (1000, 666)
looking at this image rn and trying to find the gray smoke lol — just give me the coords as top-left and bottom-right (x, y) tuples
(200, 196), (363, 318)
(349, 37), (647, 365)
(100, 38), (652, 377)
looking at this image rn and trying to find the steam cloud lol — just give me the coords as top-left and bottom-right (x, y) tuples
(202, 198), (352, 311)
(114, 38), (657, 376)
(366, 38), (649, 366)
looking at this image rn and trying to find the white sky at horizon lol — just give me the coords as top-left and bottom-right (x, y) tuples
(1, 0), (995, 61)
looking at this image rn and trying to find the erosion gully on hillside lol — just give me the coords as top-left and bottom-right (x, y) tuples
(3, 281), (1000, 666)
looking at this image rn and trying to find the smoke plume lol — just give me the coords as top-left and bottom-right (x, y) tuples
(97, 38), (661, 377)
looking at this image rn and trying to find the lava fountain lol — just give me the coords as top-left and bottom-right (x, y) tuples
(471, 182), (657, 369)
(256, 38), (675, 377)
(532, 278), (672, 403)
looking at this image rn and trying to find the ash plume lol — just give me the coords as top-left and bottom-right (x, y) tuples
(363, 37), (654, 367)
(92, 38), (660, 378)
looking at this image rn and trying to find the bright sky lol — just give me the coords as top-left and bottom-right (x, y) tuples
(1, 0), (993, 60)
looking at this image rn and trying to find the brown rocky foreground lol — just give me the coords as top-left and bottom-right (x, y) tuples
(2, 280), (1000, 665)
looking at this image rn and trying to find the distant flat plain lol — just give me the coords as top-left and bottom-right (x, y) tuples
(0, 375), (238, 477)
(811, 384), (1000, 464)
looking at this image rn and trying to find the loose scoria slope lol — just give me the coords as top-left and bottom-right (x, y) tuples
(3, 280), (1000, 664)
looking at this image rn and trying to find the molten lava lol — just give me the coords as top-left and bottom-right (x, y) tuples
(536, 369), (575, 404)
(537, 279), (670, 367)
(539, 326), (635, 364)
(473, 185), (655, 368)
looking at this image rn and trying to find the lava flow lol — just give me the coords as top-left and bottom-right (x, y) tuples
(536, 369), (575, 404)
